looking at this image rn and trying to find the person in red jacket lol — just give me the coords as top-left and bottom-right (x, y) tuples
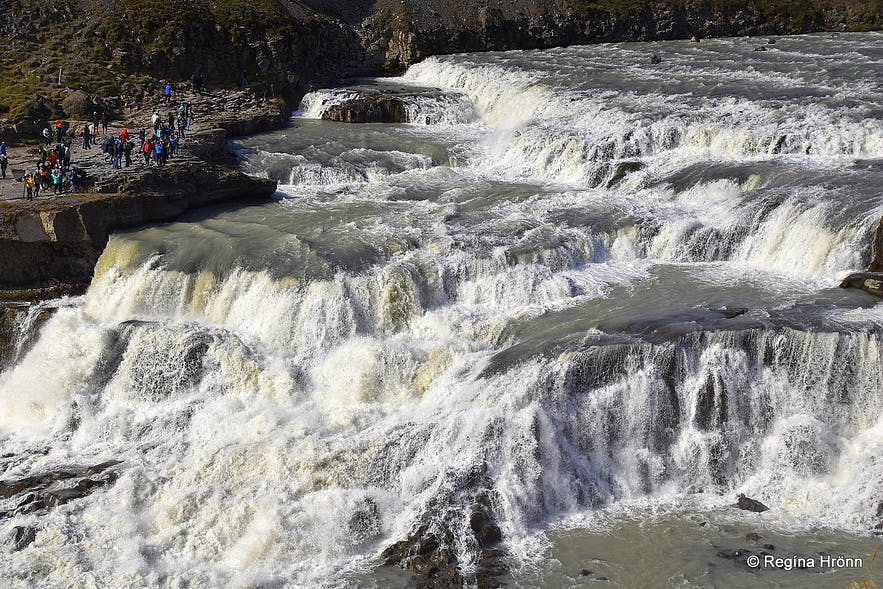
(142, 138), (152, 165)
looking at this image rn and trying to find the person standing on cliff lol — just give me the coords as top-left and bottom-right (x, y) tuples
(68, 165), (80, 193)
(0, 142), (6, 157)
(23, 173), (34, 200)
(123, 139), (133, 167)
(51, 167), (63, 195)
(142, 138), (152, 165)
(164, 82), (172, 105)
(0, 153), (7, 179)
(101, 112), (109, 135)
(81, 124), (91, 149)
(169, 131), (179, 158)
(54, 120), (64, 143)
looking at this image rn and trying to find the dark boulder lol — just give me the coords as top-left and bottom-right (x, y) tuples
(868, 217), (883, 272)
(382, 491), (507, 589)
(61, 90), (95, 117)
(737, 493), (769, 513)
(11, 526), (36, 551)
(0, 460), (122, 519)
(607, 160), (645, 188)
(322, 95), (408, 124)
(754, 46), (768, 51)
(840, 272), (883, 298)
(650, 53), (662, 64)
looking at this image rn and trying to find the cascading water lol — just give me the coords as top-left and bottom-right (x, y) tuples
(2, 32), (883, 588)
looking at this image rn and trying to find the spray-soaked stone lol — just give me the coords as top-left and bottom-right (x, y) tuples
(736, 494), (769, 513)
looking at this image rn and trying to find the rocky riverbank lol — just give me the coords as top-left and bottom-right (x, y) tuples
(0, 89), (282, 301)
(841, 217), (883, 298)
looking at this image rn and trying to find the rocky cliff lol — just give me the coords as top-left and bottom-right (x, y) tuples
(0, 164), (276, 296)
(0, 0), (879, 125)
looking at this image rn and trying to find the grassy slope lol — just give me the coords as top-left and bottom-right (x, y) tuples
(0, 0), (879, 119)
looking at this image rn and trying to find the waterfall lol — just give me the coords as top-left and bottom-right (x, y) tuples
(3, 32), (883, 588)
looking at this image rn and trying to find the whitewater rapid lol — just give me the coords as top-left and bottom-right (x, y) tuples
(2, 32), (883, 588)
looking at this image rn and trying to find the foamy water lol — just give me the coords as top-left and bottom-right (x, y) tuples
(2, 32), (883, 588)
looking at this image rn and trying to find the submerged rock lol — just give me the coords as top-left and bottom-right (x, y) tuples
(736, 493), (769, 513)
(650, 53), (662, 64)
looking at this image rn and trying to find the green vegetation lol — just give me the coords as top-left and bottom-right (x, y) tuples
(0, 0), (878, 123)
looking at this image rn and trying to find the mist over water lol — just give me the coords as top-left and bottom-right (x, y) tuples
(2, 33), (883, 588)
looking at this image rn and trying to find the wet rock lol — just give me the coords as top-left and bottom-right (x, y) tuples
(10, 526), (36, 551)
(840, 272), (883, 298)
(754, 46), (767, 51)
(691, 36), (700, 43)
(0, 460), (122, 519)
(649, 53), (662, 64)
(322, 94), (408, 124)
(763, 543), (775, 550)
(717, 548), (752, 560)
(580, 569), (593, 576)
(745, 532), (760, 542)
(714, 306), (747, 319)
(607, 160), (644, 188)
(382, 489), (506, 589)
(470, 507), (502, 548)
(768, 38), (777, 44)
(737, 494), (769, 513)
(876, 501), (883, 518)
(771, 135), (788, 154)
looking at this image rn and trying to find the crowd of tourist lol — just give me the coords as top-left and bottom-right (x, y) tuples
(13, 86), (196, 201)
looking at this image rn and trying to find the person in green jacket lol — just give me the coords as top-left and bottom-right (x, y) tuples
(51, 168), (63, 194)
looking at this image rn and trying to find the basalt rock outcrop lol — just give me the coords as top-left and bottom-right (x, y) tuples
(322, 95), (409, 124)
(0, 91), (281, 297)
(381, 472), (507, 589)
(0, 165), (276, 294)
(841, 216), (883, 298)
(1, 460), (123, 550)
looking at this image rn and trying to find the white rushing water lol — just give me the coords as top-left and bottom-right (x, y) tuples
(2, 32), (883, 588)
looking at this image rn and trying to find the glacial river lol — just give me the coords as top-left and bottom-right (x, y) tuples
(2, 32), (883, 588)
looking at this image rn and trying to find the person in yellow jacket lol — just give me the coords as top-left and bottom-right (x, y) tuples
(23, 173), (35, 200)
